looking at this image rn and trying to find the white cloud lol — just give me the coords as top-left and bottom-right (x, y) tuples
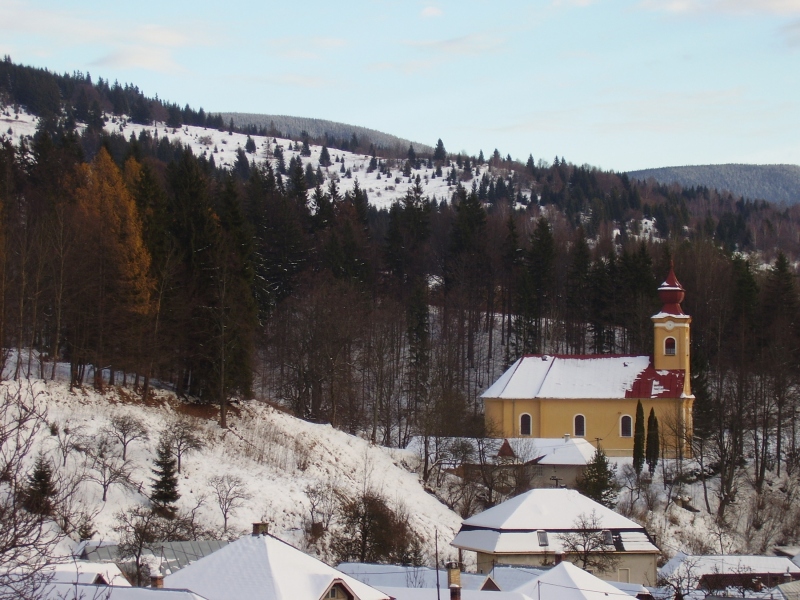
(406, 33), (506, 56)
(93, 47), (185, 74)
(421, 6), (444, 17)
(640, 0), (800, 15)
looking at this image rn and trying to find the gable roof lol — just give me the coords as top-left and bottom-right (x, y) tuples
(163, 533), (389, 600)
(482, 355), (685, 400)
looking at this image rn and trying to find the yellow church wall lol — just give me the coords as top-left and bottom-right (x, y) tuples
(486, 396), (693, 458)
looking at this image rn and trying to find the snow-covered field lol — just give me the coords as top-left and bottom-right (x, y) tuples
(1, 363), (462, 566)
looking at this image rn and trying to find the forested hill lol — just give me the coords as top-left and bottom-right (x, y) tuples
(628, 164), (800, 206)
(220, 112), (432, 155)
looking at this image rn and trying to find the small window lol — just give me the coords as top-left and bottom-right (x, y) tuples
(520, 413), (532, 436)
(665, 337), (676, 356)
(574, 415), (585, 438)
(602, 530), (613, 546)
(327, 588), (338, 599)
(620, 415), (632, 438)
(537, 530), (549, 546)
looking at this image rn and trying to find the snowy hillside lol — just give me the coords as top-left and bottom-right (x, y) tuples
(1, 367), (462, 566)
(1, 107), (464, 211)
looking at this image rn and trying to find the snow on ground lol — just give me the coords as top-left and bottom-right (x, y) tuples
(0, 108), (463, 211)
(1, 365), (462, 566)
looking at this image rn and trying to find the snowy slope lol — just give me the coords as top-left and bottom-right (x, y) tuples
(0, 108), (467, 211)
(1, 371), (461, 566)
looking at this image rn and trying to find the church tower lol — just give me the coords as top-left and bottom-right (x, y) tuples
(651, 263), (692, 397)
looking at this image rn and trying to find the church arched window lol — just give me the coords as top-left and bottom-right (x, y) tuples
(620, 415), (632, 437)
(520, 414), (532, 436)
(664, 337), (676, 356)
(574, 414), (586, 438)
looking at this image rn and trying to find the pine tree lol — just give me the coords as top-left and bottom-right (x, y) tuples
(245, 135), (256, 154)
(577, 447), (617, 508)
(633, 401), (645, 476)
(646, 408), (659, 475)
(150, 436), (180, 517)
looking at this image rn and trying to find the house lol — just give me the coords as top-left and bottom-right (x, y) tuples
(482, 266), (694, 457)
(48, 560), (131, 586)
(408, 435), (595, 490)
(659, 552), (800, 593)
(450, 488), (659, 585)
(163, 524), (390, 600)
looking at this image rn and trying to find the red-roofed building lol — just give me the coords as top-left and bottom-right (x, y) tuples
(483, 266), (694, 457)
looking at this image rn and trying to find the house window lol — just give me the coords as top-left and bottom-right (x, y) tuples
(520, 413), (532, 436)
(620, 415), (632, 437)
(602, 530), (613, 546)
(665, 337), (676, 356)
(327, 587), (338, 598)
(537, 530), (549, 546)
(574, 415), (585, 438)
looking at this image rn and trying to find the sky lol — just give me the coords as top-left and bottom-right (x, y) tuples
(1, 0), (799, 172)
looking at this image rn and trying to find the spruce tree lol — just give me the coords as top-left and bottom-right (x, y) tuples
(433, 139), (446, 162)
(633, 401), (645, 476)
(577, 447), (617, 508)
(150, 437), (180, 517)
(319, 145), (331, 167)
(245, 135), (256, 154)
(646, 408), (659, 475)
(23, 454), (57, 515)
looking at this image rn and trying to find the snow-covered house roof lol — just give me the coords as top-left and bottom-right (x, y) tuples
(482, 355), (685, 400)
(48, 560), (131, 586)
(377, 588), (531, 600)
(336, 563), (493, 590)
(660, 552), (800, 583)
(35, 583), (210, 599)
(514, 562), (637, 600)
(163, 532), (390, 600)
(81, 540), (229, 574)
(451, 489), (658, 555)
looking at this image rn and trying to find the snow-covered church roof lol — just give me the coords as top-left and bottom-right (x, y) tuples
(163, 531), (390, 600)
(451, 489), (658, 556)
(482, 355), (685, 400)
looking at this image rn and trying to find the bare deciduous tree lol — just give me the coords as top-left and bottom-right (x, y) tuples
(50, 420), (87, 467)
(560, 511), (620, 576)
(84, 435), (135, 502)
(164, 417), (203, 474)
(208, 474), (251, 534)
(103, 414), (149, 461)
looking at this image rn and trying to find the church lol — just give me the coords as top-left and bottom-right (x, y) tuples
(483, 266), (693, 457)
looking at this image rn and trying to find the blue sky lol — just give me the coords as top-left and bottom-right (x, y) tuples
(1, 0), (799, 171)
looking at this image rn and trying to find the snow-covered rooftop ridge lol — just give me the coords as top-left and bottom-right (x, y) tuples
(164, 533), (390, 600)
(458, 488), (645, 532)
(660, 552), (800, 579)
(26, 583), (210, 600)
(482, 355), (651, 400)
(514, 562), (635, 600)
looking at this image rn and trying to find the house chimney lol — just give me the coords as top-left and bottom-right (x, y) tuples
(555, 553), (563, 565)
(563, 434), (570, 442)
(252, 522), (269, 536)
(151, 575), (164, 589)
(446, 561), (461, 588)
(449, 584), (461, 600)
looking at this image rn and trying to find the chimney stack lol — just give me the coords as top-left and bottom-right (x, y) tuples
(252, 522), (269, 536)
(151, 575), (164, 589)
(446, 561), (461, 588)
(449, 584), (461, 600)
(563, 434), (570, 442)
